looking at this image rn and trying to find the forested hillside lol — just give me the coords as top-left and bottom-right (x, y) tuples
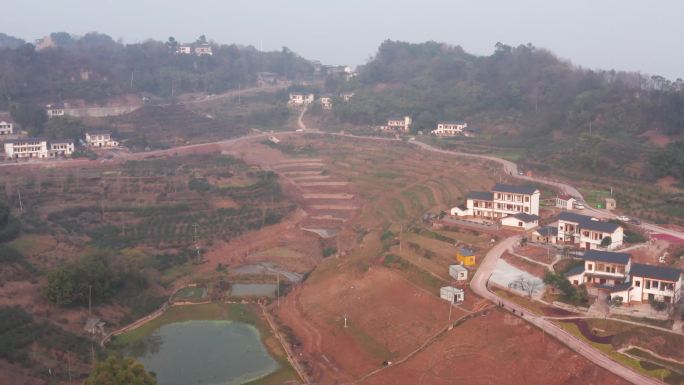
(332, 40), (684, 179)
(0, 32), (314, 109)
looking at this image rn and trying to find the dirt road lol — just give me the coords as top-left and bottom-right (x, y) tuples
(470, 235), (662, 385)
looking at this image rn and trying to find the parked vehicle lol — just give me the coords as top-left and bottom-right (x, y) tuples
(573, 203), (585, 210)
(616, 215), (630, 222)
(630, 218), (642, 225)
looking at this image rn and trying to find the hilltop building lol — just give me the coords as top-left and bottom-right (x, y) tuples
(320, 96), (333, 110)
(288, 93), (315, 106)
(0, 116), (14, 135)
(46, 104), (65, 118)
(176, 45), (192, 54)
(194, 44), (213, 56)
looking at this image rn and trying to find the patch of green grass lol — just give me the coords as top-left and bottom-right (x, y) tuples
(346, 324), (394, 360)
(390, 197), (408, 220)
(555, 321), (669, 380)
(173, 286), (207, 301)
(374, 171), (401, 179)
(612, 315), (674, 329)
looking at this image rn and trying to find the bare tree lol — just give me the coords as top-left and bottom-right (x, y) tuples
(508, 275), (542, 298)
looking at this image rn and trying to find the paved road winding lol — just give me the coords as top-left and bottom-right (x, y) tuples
(470, 235), (662, 385)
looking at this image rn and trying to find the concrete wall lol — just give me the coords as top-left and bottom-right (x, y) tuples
(64, 105), (140, 118)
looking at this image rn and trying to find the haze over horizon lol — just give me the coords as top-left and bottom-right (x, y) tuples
(3, 0), (684, 80)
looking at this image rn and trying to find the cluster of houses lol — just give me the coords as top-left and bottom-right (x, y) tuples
(565, 249), (682, 305)
(312, 62), (357, 81)
(175, 43), (213, 56)
(2, 130), (118, 160)
(450, 184), (626, 250)
(377, 116), (475, 137)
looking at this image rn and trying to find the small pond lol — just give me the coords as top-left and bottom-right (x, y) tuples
(129, 320), (279, 385)
(231, 283), (278, 298)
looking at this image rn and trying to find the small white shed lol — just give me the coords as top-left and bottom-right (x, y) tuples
(500, 213), (539, 230)
(440, 286), (464, 303)
(449, 264), (468, 281)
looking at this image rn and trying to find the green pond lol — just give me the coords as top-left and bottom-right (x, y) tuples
(128, 320), (279, 385)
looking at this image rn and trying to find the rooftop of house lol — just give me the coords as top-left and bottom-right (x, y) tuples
(4, 137), (48, 144)
(511, 213), (539, 222)
(630, 263), (682, 282)
(608, 282), (633, 293)
(438, 121), (466, 125)
(583, 250), (631, 265)
(46, 103), (65, 109)
(467, 191), (494, 201)
(459, 247), (474, 256)
(388, 117), (408, 122)
(557, 194), (575, 201)
(492, 183), (538, 195)
(564, 265), (585, 277)
(87, 130), (112, 136)
(581, 220), (620, 233)
(558, 212), (595, 224)
(450, 264), (468, 271)
(50, 139), (74, 144)
(536, 226), (558, 237)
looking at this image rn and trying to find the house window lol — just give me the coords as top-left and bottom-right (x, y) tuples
(518, 221), (523, 227)
(645, 280), (651, 289)
(635, 280), (640, 287)
(653, 281), (659, 289)
(587, 263), (593, 271)
(525, 196), (529, 202)
(597, 263), (604, 271)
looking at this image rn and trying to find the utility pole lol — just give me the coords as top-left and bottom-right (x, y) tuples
(193, 223), (201, 263)
(589, 121), (592, 137)
(448, 300), (453, 321)
(399, 224), (403, 256)
(344, 313), (348, 328)
(17, 188), (23, 212)
(88, 285), (92, 315)
(276, 272), (280, 307)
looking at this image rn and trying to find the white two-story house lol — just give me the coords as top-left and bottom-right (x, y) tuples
(0, 117), (14, 135)
(557, 212), (623, 250)
(451, 184), (540, 220)
(85, 131), (119, 148)
(565, 250), (631, 286)
(194, 44), (213, 56)
(431, 121), (468, 136)
(382, 116), (412, 132)
(565, 250), (683, 306)
(288, 93), (315, 106)
(3, 138), (49, 159)
(320, 96), (333, 110)
(613, 264), (683, 305)
(46, 104), (65, 118)
(49, 139), (74, 157)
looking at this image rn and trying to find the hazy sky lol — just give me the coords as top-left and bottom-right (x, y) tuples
(3, 0), (683, 79)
